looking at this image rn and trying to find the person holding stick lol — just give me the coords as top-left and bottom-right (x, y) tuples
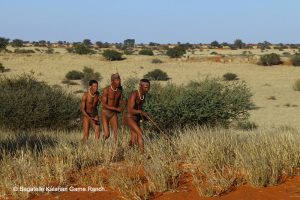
(123, 79), (150, 153)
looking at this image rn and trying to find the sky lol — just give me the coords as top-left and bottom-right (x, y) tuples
(0, 0), (299, 44)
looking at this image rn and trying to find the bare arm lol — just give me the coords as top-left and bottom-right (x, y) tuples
(101, 88), (118, 111)
(81, 93), (91, 119)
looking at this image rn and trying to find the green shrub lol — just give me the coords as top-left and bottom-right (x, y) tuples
(122, 76), (140, 99)
(143, 69), (170, 81)
(139, 49), (154, 56)
(14, 49), (35, 53)
(102, 49), (123, 61)
(65, 70), (84, 80)
(291, 55), (300, 66)
(258, 53), (281, 66)
(0, 74), (80, 130)
(151, 58), (163, 64)
(166, 46), (186, 58)
(223, 73), (238, 81)
(293, 79), (300, 91)
(143, 78), (253, 131)
(81, 67), (102, 88)
(73, 43), (95, 55)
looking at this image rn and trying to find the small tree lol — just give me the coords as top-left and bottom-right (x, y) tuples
(83, 39), (92, 47)
(0, 37), (9, 51)
(210, 40), (221, 48)
(166, 45), (186, 58)
(11, 39), (24, 47)
(102, 49), (123, 61)
(259, 53), (282, 66)
(124, 39), (135, 47)
(234, 39), (246, 49)
(143, 69), (170, 81)
(73, 43), (94, 55)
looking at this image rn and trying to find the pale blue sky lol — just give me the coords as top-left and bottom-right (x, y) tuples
(0, 0), (299, 44)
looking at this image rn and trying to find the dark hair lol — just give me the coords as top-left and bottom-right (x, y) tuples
(89, 80), (98, 86)
(140, 78), (150, 84)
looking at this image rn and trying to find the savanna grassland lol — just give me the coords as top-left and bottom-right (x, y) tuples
(1, 44), (300, 200)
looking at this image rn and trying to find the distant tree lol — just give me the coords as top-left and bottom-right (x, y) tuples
(149, 42), (160, 46)
(234, 39), (246, 49)
(259, 53), (281, 66)
(210, 40), (221, 48)
(0, 37), (10, 51)
(95, 41), (103, 48)
(124, 39), (135, 47)
(11, 39), (24, 47)
(83, 39), (92, 47)
(57, 41), (64, 46)
(73, 43), (94, 55)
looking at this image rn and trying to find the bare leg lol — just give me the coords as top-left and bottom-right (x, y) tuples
(81, 116), (90, 143)
(110, 114), (118, 143)
(101, 112), (110, 140)
(126, 117), (144, 153)
(91, 116), (100, 140)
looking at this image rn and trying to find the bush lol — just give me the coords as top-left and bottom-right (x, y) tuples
(0, 74), (80, 130)
(166, 46), (186, 58)
(139, 49), (154, 56)
(223, 73), (238, 81)
(258, 53), (281, 66)
(14, 49), (35, 54)
(151, 58), (163, 64)
(291, 55), (300, 66)
(143, 78), (252, 131)
(102, 50), (123, 61)
(143, 69), (170, 81)
(81, 67), (102, 88)
(122, 76), (140, 99)
(65, 70), (84, 80)
(73, 43), (95, 55)
(293, 79), (300, 91)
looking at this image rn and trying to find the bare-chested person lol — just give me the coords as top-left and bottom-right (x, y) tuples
(81, 80), (101, 143)
(123, 79), (150, 153)
(101, 73), (124, 142)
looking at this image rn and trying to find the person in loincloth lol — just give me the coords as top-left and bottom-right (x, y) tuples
(123, 79), (150, 153)
(81, 80), (101, 143)
(101, 73), (124, 143)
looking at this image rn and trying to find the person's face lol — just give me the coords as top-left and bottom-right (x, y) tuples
(90, 83), (98, 93)
(111, 78), (121, 87)
(140, 82), (150, 94)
